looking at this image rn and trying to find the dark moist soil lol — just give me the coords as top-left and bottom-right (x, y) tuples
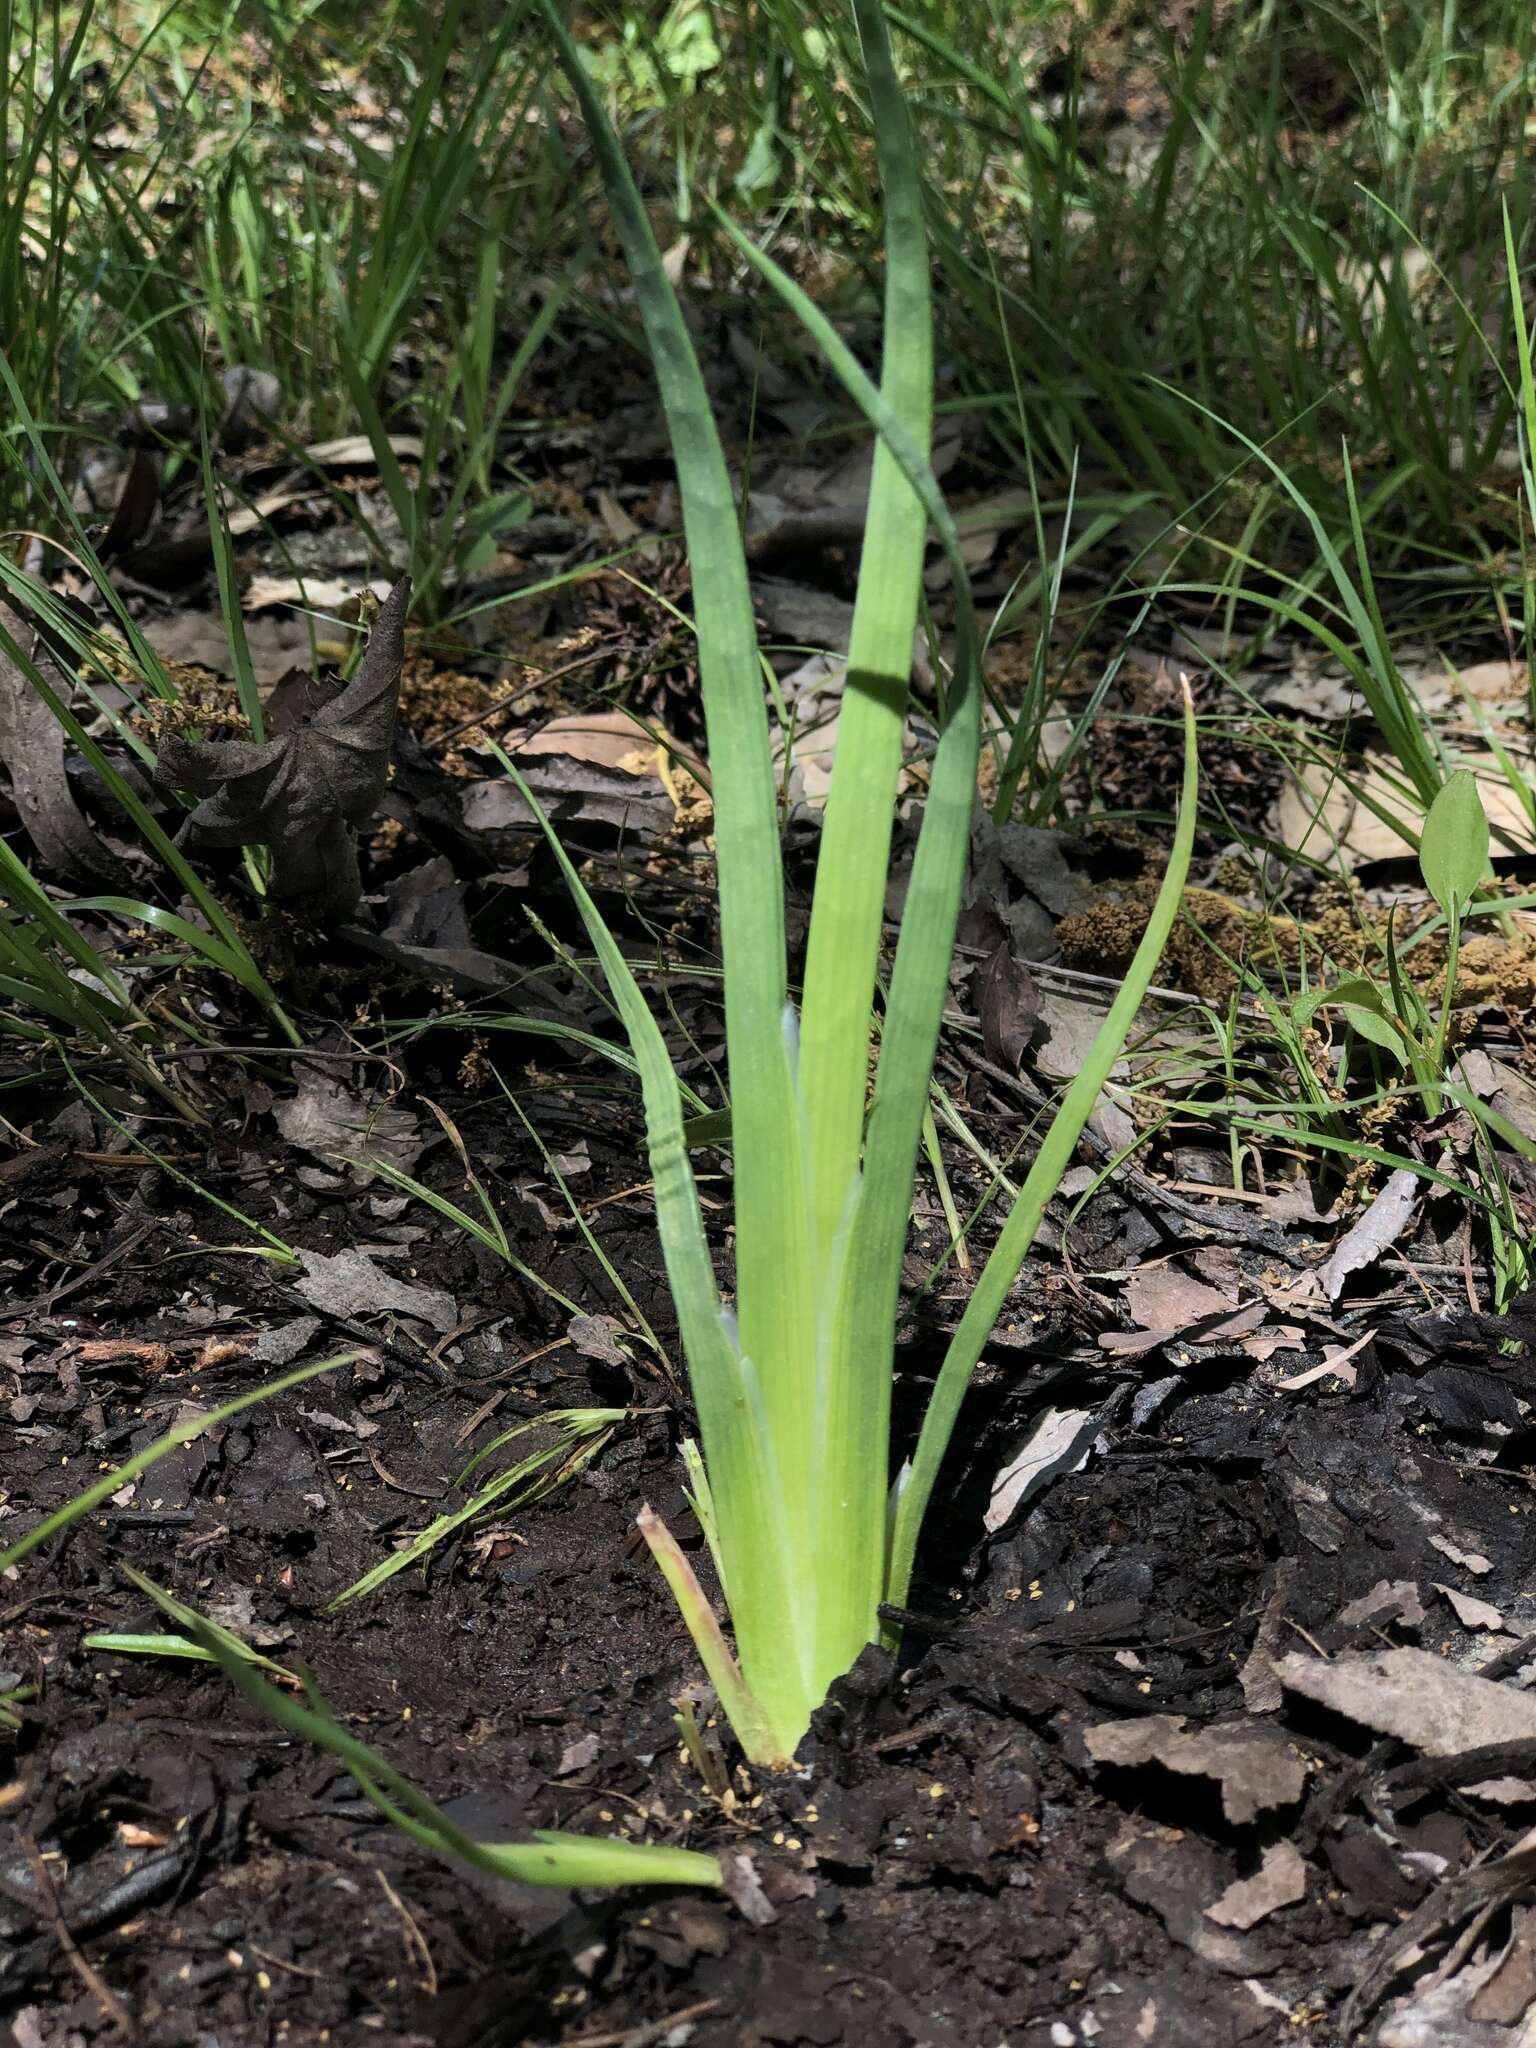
(6, 1084), (1536, 2048)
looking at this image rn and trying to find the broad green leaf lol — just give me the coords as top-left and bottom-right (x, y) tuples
(1337, 1005), (1408, 1063)
(713, 27), (986, 1694)
(1419, 770), (1489, 921)
(792, 0), (933, 1676)
(1292, 977), (1406, 1058)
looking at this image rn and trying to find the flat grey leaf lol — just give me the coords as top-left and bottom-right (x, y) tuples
(295, 1247), (454, 1332)
(985, 1408), (1097, 1532)
(1315, 1168), (1419, 1299)
(1275, 1647), (1536, 1801)
(273, 1067), (425, 1183)
(1429, 1533), (1494, 1576)
(1339, 1580), (1426, 1630)
(1434, 1584), (1507, 1632)
(1206, 1841), (1307, 1929)
(460, 762), (673, 848)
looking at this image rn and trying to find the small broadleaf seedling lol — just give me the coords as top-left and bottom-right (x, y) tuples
(1418, 768), (1491, 1097)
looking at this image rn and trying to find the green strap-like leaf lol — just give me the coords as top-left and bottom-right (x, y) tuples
(543, 0), (818, 1608)
(715, 165), (984, 1689)
(797, 0), (933, 1275)
(489, 743), (809, 1754)
(886, 685), (1200, 1612)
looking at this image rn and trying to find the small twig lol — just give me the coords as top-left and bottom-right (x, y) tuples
(1379, 1736), (1536, 1798)
(375, 1869), (438, 1995)
(1477, 1633), (1536, 1684)
(865, 1713), (953, 1755)
(562, 1999), (721, 2048)
(1011, 954), (1257, 1021)
(20, 1833), (137, 2039)
(424, 645), (610, 751)
(1460, 1216), (1482, 1315)
(9, 1221), (156, 1318)
(364, 1444), (446, 1500)
(247, 1943), (325, 1981)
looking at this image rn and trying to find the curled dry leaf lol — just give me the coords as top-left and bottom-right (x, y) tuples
(157, 577), (409, 922)
(1275, 1647), (1536, 1801)
(1283, 1167), (1419, 1305)
(0, 600), (126, 883)
(1084, 1714), (1309, 1825)
(971, 940), (1040, 1072)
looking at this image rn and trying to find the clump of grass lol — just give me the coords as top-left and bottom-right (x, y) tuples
(601, 0), (1533, 615)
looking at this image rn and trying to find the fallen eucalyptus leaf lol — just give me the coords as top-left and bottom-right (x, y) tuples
(1084, 1714), (1309, 1824)
(1206, 1841), (1306, 1930)
(1275, 1647), (1536, 1801)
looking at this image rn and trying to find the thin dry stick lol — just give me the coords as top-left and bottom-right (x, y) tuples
(563, 1998), (722, 2048)
(20, 1834), (137, 2040)
(375, 1868), (438, 1995)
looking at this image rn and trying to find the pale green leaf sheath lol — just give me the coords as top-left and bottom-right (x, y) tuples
(794, 0), (934, 1684)
(717, 24), (986, 1706)
(543, 1), (819, 1748)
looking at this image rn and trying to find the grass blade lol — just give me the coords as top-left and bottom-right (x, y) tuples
(0, 1356), (356, 1574)
(886, 680), (1200, 1612)
(797, 0), (933, 1274)
(130, 1573), (721, 1889)
(715, 163), (985, 1691)
(542, 0), (818, 1742)
(488, 741), (807, 1756)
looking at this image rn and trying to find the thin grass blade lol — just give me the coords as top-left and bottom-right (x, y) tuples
(886, 681), (1200, 1612)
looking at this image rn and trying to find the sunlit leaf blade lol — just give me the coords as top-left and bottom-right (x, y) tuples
(1418, 769), (1489, 920)
(328, 1409), (625, 1607)
(488, 743), (809, 1753)
(130, 1572), (722, 1890)
(542, 0), (818, 1661)
(714, 146), (985, 1690)
(797, 0), (933, 1274)
(886, 682), (1200, 1612)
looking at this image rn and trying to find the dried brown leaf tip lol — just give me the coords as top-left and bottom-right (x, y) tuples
(157, 576), (410, 925)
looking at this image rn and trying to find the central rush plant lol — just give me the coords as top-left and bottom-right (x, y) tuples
(528, 0), (1198, 1766)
